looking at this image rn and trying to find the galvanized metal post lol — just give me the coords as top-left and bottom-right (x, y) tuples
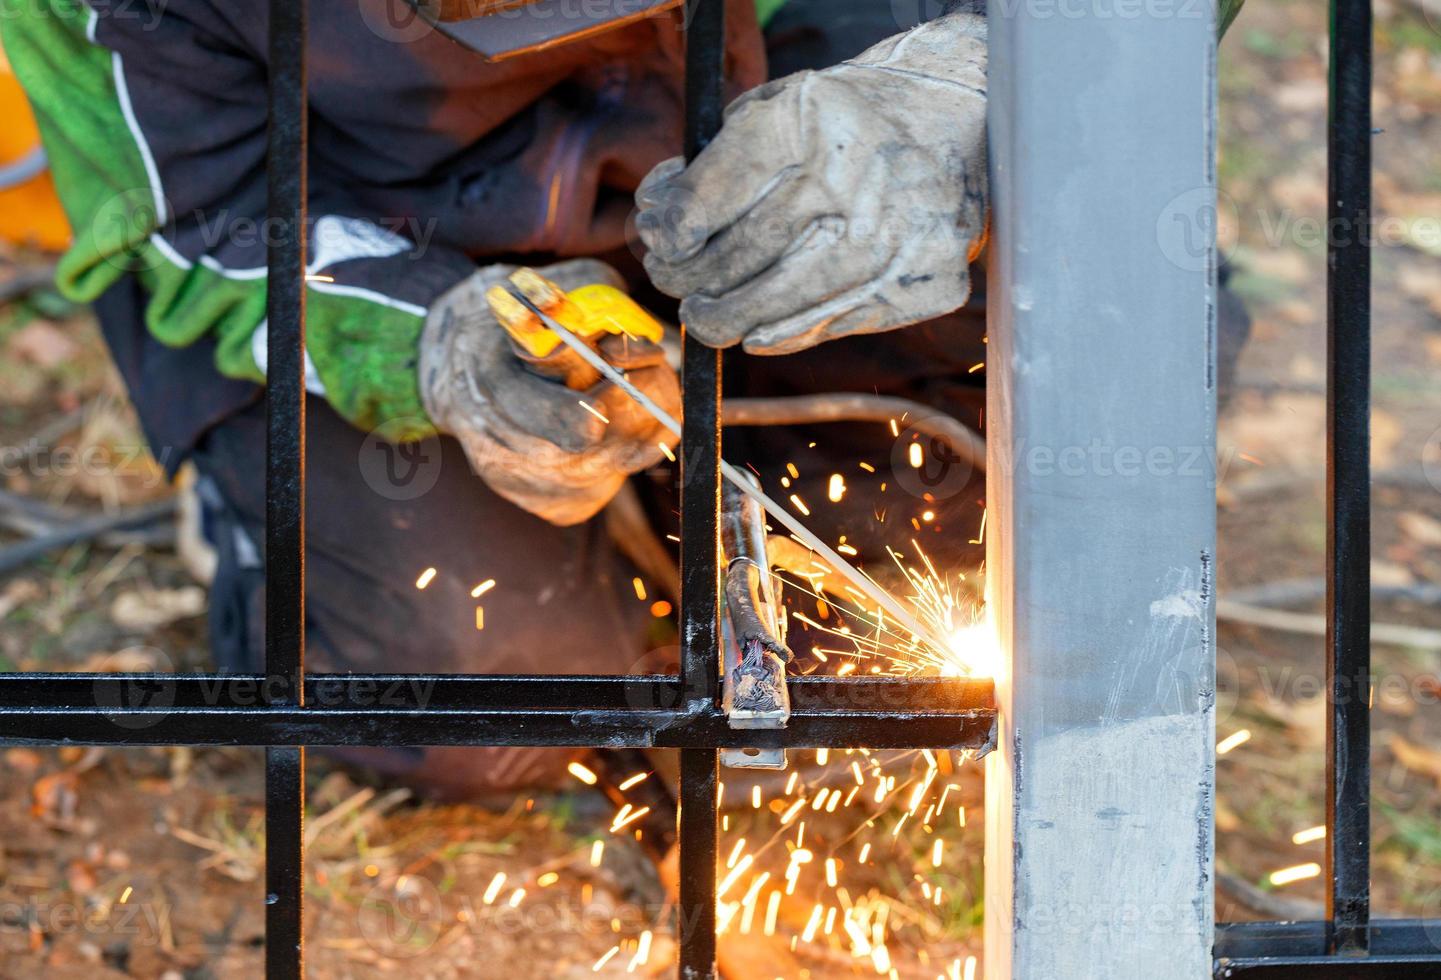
(983, 6), (1218, 978)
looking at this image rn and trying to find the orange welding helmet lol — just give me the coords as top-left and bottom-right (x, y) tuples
(414, 0), (684, 61)
(0, 52), (70, 252)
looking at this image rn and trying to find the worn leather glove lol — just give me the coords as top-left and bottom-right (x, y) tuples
(636, 13), (987, 355)
(419, 259), (680, 526)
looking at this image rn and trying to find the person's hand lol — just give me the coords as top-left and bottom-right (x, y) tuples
(636, 14), (987, 355)
(419, 259), (680, 526)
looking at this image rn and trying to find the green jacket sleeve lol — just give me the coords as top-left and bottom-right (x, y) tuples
(1, 0), (474, 442)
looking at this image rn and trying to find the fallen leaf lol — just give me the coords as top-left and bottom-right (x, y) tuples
(1397, 216), (1441, 258)
(65, 859), (97, 895)
(0, 579), (42, 621)
(1398, 264), (1441, 320)
(1371, 409), (1402, 470)
(75, 647), (168, 672)
(1371, 560), (1415, 588)
(1246, 248), (1310, 285)
(1398, 512), (1441, 549)
(1389, 734), (1441, 789)
(1223, 394), (1323, 472)
(31, 770), (79, 822)
(110, 587), (206, 631)
(1273, 78), (1329, 113)
(6, 321), (79, 369)
(1254, 694), (1326, 750)
(4, 748), (42, 773)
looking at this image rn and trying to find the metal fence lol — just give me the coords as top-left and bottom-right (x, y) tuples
(0, 2), (996, 977)
(1211, 0), (1441, 975)
(0, 0), (1429, 976)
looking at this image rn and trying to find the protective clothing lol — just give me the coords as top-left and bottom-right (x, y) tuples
(635, 13), (988, 355)
(419, 259), (680, 525)
(0, 0), (763, 455)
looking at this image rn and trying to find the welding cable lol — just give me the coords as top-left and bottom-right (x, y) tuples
(722, 394), (985, 474)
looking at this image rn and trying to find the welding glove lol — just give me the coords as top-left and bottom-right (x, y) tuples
(419, 259), (680, 526)
(635, 13), (988, 355)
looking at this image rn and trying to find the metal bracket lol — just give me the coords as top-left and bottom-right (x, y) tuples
(720, 480), (790, 769)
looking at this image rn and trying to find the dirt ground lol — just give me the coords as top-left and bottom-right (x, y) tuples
(0, 2), (1439, 976)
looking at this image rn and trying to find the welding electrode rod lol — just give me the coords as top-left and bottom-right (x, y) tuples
(503, 287), (948, 654)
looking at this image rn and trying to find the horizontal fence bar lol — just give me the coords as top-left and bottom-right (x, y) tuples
(0, 673), (993, 712)
(1217, 919), (1441, 974)
(1216, 957), (1441, 979)
(0, 674), (995, 750)
(0, 705), (995, 750)
(1216, 920), (1441, 960)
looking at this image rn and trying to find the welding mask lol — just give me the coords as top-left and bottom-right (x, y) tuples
(412, 0), (686, 61)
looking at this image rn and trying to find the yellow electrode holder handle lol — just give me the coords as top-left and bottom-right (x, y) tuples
(485, 268), (663, 359)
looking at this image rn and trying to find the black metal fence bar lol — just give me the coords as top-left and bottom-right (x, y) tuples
(1325, 0), (1373, 956)
(263, 0), (308, 973)
(678, 2), (726, 975)
(1212, 0), (1438, 972)
(0, 673), (995, 712)
(0, 702), (996, 750)
(0, 4), (1007, 978)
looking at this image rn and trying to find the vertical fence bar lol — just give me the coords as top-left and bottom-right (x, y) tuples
(983, 3), (1217, 976)
(677, 746), (720, 978)
(1325, 0), (1373, 955)
(264, 0), (307, 974)
(677, 1), (724, 976)
(678, 0), (723, 712)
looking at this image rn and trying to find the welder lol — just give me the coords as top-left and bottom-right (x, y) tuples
(2, 0), (1247, 801)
